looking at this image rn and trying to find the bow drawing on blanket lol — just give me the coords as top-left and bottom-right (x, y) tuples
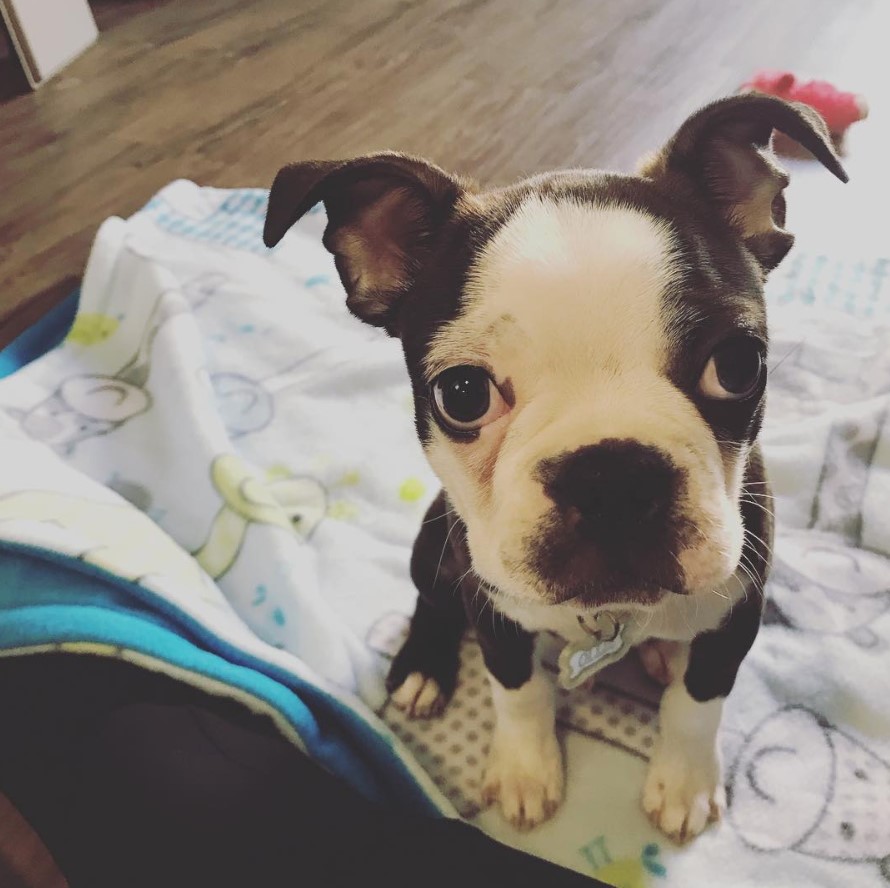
(192, 454), (327, 579)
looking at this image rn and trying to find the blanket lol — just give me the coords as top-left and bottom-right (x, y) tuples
(1, 180), (888, 887)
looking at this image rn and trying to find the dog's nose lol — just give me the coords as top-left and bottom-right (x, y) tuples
(541, 439), (680, 540)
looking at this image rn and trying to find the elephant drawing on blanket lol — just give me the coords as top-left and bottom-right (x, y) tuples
(208, 347), (331, 441)
(7, 293), (185, 455)
(728, 705), (890, 883)
(6, 272), (228, 456)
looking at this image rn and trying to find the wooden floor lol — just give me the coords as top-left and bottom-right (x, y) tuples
(0, 0), (884, 884)
(0, 0), (884, 348)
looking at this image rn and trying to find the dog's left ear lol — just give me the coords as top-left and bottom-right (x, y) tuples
(264, 152), (463, 334)
(640, 94), (848, 271)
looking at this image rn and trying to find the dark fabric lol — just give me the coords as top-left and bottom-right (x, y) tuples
(0, 654), (602, 888)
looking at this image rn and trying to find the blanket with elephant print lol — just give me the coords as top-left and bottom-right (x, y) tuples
(1, 180), (889, 886)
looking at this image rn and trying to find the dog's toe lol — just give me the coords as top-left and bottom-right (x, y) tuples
(481, 731), (563, 830)
(390, 671), (446, 718)
(642, 748), (724, 844)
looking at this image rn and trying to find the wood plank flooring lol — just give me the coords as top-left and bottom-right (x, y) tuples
(0, 0), (882, 348)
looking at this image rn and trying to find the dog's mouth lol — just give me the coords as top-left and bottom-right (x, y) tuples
(543, 578), (680, 608)
(516, 521), (691, 609)
(496, 550), (685, 609)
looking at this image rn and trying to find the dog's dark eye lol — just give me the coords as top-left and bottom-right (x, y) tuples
(699, 336), (765, 401)
(432, 366), (508, 432)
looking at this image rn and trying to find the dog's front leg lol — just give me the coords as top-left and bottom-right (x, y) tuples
(643, 571), (765, 844)
(471, 600), (563, 830)
(642, 643), (725, 843)
(483, 663), (564, 831)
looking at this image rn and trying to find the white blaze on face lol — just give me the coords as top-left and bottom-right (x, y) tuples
(424, 197), (744, 601)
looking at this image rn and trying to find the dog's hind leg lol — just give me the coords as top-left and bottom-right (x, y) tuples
(387, 491), (468, 718)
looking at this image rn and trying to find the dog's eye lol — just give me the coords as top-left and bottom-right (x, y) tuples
(432, 366), (507, 432)
(699, 336), (765, 400)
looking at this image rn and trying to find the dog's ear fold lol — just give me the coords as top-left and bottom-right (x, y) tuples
(264, 152), (462, 333)
(640, 94), (848, 271)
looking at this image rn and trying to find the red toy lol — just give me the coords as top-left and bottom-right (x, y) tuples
(740, 70), (868, 144)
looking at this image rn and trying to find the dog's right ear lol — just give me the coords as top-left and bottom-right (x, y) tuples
(264, 153), (463, 334)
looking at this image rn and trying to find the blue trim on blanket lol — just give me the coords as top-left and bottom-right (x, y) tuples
(766, 253), (890, 319)
(0, 289), (80, 379)
(0, 541), (439, 815)
(141, 189), (271, 254)
(137, 187), (324, 254)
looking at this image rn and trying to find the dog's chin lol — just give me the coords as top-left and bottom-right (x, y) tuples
(491, 570), (677, 612)
(543, 566), (744, 609)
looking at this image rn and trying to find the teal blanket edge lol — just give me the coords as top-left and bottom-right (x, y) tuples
(0, 289), (80, 379)
(0, 541), (438, 815)
(0, 253), (440, 814)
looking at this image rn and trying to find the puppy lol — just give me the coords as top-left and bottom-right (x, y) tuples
(264, 95), (847, 842)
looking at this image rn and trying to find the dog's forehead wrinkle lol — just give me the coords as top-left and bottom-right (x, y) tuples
(482, 312), (518, 340)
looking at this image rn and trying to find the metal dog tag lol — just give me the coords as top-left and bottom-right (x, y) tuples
(558, 612), (629, 689)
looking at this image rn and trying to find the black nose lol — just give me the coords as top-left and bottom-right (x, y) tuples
(540, 439), (681, 540)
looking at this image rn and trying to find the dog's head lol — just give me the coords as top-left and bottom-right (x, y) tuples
(265, 95), (846, 609)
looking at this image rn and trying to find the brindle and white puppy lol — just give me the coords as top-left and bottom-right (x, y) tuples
(264, 95), (847, 842)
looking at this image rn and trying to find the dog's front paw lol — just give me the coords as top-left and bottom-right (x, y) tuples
(481, 730), (564, 830)
(642, 746), (725, 843)
(389, 671), (448, 718)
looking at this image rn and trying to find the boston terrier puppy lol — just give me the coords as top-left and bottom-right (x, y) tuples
(264, 95), (847, 842)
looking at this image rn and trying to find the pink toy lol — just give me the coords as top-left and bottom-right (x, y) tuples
(740, 70), (868, 143)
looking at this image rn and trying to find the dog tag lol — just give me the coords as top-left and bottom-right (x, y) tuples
(558, 613), (629, 689)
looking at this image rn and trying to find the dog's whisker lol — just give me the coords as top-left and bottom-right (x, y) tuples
(742, 527), (773, 564)
(422, 506), (458, 525)
(741, 543), (767, 577)
(768, 339), (805, 374)
(454, 565), (475, 592)
(738, 555), (761, 589)
(732, 568), (751, 606)
(739, 497), (775, 520)
(735, 555), (763, 603)
(741, 496), (775, 507)
(736, 555), (759, 592)
(432, 516), (460, 590)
